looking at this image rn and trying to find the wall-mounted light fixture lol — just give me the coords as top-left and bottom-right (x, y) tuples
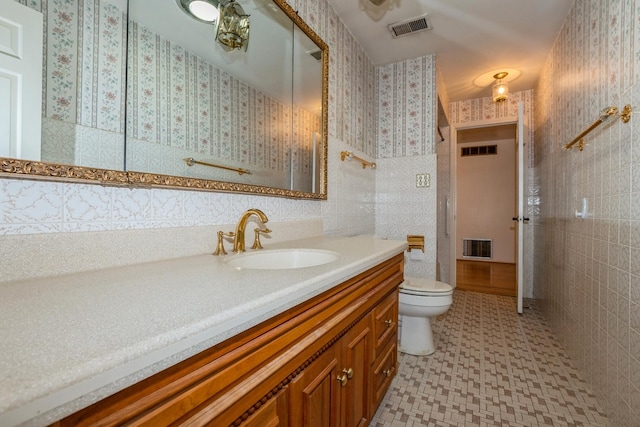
(176, 0), (250, 52)
(492, 71), (509, 102)
(215, 0), (250, 51)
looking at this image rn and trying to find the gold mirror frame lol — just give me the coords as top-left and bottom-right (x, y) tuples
(0, 0), (328, 200)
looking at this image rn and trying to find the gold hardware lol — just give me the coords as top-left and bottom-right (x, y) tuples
(343, 368), (354, 379)
(233, 209), (269, 253)
(184, 157), (251, 175)
(563, 105), (633, 151)
(621, 104), (632, 123)
(336, 373), (348, 387)
(251, 228), (271, 249)
(384, 319), (393, 327)
(382, 369), (392, 377)
(213, 231), (235, 255)
(407, 235), (425, 252)
(340, 151), (376, 169)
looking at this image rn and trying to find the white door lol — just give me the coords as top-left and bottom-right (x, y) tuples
(0, 0), (43, 160)
(515, 102), (525, 313)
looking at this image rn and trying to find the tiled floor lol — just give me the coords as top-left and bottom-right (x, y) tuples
(371, 290), (609, 426)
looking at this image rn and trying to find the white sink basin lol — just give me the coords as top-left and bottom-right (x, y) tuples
(225, 248), (339, 270)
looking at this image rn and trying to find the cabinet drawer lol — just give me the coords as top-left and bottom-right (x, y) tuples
(371, 337), (397, 410)
(372, 290), (398, 355)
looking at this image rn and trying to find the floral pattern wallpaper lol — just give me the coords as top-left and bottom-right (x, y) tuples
(376, 55), (436, 158)
(3, 0), (379, 238)
(534, 1), (640, 425)
(33, 0), (127, 132)
(126, 21), (320, 174)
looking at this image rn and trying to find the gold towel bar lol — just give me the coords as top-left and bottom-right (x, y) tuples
(563, 104), (632, 151)
(184, 157), (251, 175)
(340, 151), (376, 169)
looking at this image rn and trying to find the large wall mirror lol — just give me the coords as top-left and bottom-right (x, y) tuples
(0, 0), (328, 199)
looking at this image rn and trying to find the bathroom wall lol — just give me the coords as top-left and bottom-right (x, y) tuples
(534, 1), (640, 425)
(374, 55), (439, 279)
(456, 137), (516, 263)
(449, 90), (536, 297)
(1, 0), (377, 243)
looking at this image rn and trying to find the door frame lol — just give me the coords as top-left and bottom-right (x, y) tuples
(449, 113), (523, 292)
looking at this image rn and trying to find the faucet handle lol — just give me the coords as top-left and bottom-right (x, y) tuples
(251, 228), (271, 250)
(214, 231), (235, 256)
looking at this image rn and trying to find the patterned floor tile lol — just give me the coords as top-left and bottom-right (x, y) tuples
(370, 290), (609, 427)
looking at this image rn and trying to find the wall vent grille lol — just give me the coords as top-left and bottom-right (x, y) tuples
(388, 14), (431, 38)
(461, 145), (497, 157)
(462, 239), (493, 259)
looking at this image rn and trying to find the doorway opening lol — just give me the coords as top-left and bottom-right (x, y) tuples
(455, 123), (517, 296)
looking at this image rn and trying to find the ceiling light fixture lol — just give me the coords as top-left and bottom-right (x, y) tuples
(176, 0), (250, 52)
(177, 0), (220, 23)
(492, 72), (509, 102)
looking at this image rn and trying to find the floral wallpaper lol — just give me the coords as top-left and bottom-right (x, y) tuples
(376, 55), (436, 158)
(126, 21), (320, 174)
(534, 1), (640, 425)
(3, 0), (379, 238)
(38, 0), (127, 132)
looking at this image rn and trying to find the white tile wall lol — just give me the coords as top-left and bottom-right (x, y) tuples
(533, 1), (640, 425)
(375, 155), (438, 279)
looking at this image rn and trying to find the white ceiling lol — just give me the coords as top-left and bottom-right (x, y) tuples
(326, 0), (574, 102)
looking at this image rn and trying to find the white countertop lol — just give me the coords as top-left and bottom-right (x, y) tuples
(0, 235), (407, 427)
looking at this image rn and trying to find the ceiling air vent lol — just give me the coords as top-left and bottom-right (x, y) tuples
(388, 14), (431, 38)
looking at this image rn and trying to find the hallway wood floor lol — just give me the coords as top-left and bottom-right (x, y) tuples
(455, 260), (516, 296)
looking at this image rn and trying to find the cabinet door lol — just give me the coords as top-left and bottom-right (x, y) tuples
(340, 316), (371, 427)
(289, 346), (340, 427)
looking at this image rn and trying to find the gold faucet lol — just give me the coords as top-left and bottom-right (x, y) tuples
(233, 208), (269, 252)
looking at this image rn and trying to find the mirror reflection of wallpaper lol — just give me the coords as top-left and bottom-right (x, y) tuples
(126, 21), (321, 189)
(17, 0), (128, 169)
(17, 0), (320, 192)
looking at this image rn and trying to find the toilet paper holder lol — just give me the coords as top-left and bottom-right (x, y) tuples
(407, 235), (424, 252)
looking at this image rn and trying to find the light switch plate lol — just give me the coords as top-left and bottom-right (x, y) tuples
(416, 173), (430, 188)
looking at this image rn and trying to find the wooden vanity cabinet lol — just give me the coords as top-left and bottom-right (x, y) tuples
(53, 253), (403, 427)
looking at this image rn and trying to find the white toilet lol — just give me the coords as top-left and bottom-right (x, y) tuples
(398, 277), (453, 355)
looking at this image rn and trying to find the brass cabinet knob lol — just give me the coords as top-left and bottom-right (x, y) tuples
(382, 369), (392, 377)
(384, 319), (393, 327)
(336, 373), (348, 387)
(343, 368), (354, 379)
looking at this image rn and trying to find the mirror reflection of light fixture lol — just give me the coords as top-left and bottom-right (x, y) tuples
(214, 0), (250, 52)
(176, 0), (249, 52)
(492, 71), (509, 102)
(176, 0), (220, 23)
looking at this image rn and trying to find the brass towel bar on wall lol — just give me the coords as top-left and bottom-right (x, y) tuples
(184, 157), (251, 175)
(340, 151), (376, 169)
(563, 104), (632, 151)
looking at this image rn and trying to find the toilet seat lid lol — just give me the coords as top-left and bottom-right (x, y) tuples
(400, 278), (453, 294)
